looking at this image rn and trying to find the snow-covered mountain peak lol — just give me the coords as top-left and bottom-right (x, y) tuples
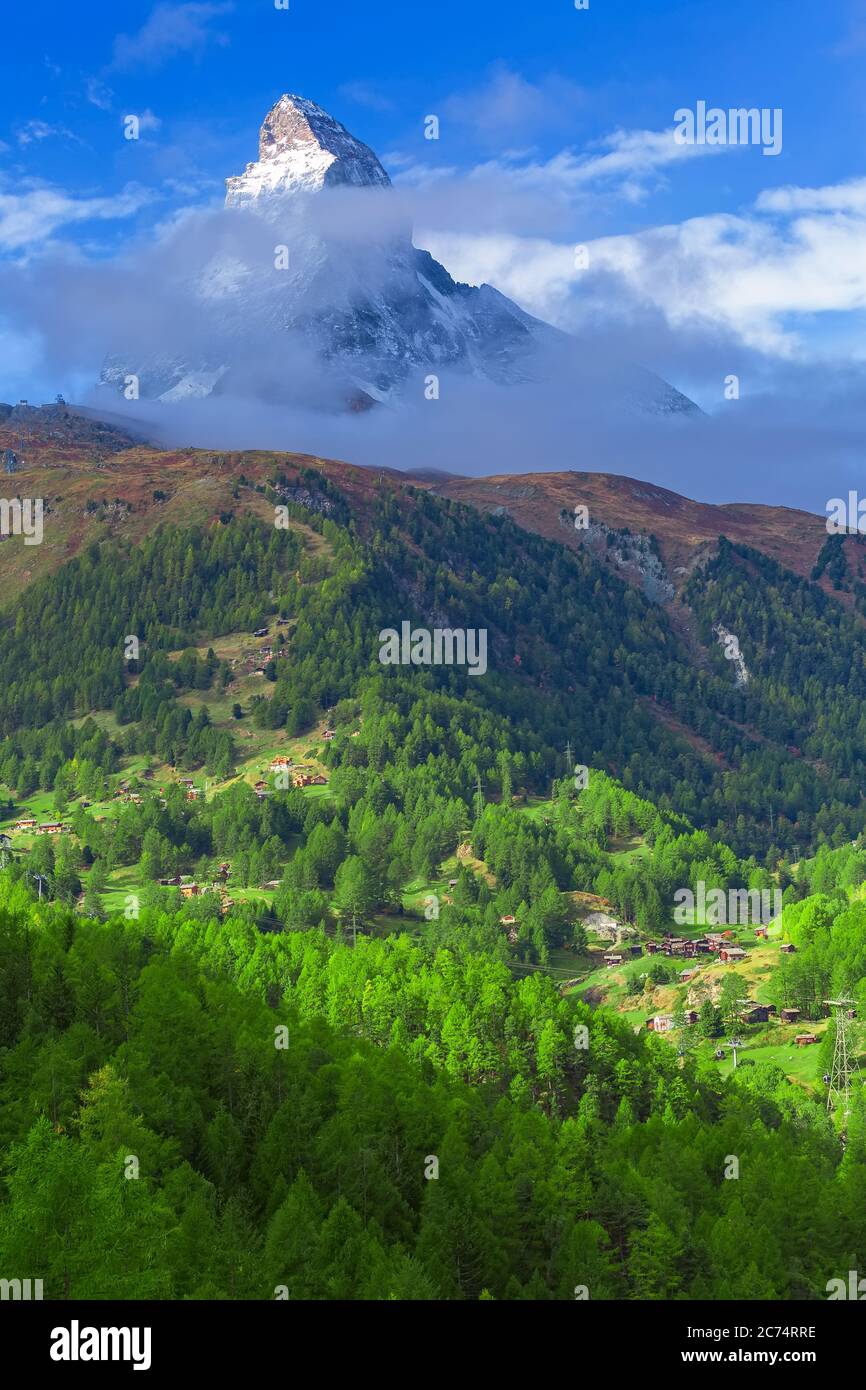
(101, 94), (700, 417)
(225, 94), (391, 206)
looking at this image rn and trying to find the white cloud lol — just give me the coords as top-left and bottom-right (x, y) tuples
(442, 67), (586, 140)
(0, 184), (156, 254)
(16, 121), (82, 147)
(421, 176), (866, 359)
(0, 323), (44, 396)
(110, 2), (233, 71)
(493, 127), (725, 189)
(396, 125), (733, 204)
(130, 110), (163, 135)
(756, 179), (866, 213)
(86, 77), (115, 111)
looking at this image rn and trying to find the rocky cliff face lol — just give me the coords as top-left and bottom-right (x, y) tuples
(225, 94), (391, 204)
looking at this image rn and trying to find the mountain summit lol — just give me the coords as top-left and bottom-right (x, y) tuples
(225, 94), (391, 204)
(99, 95), (698, 416)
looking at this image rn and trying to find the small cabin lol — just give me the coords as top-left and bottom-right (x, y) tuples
(719, 945), (746, 963)
(741, 1005), (772, 1025)
(780, 1008), (800, 1024)
(794, 1033), (818, 1047)
(780, 943), (797, 954)
(647, 1015), (675, 1034)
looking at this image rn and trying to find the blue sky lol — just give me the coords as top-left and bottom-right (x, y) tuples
(1, 0), (865, 505)
(3, 0), (863, 232)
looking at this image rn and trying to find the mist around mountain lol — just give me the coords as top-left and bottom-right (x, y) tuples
(93, 94), (698, 424)
(3, 86), (864, 509)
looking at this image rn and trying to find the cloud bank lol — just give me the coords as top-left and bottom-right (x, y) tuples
(1, 136), (865, 512)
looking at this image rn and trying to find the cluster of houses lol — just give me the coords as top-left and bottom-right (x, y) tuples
(263, 756), (328, 789)
(648, 1002), (771, 1035)
(648, 997), (828, 1042)
(157, 873), (236, 914)
(645, 931), (749, 963)
(644, 929), (795, 962)
(232, 627), (290, 679)
(292, 772), (328, 788)
(112, 777), (199, 806)
(12, 818), (71, 836)
(116, 786), (144, 805)
(176, 777), (200, 802)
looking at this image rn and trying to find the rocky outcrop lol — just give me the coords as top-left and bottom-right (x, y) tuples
(226, 94), (391, 204)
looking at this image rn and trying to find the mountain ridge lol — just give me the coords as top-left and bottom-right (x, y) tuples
(98, 93), (699, 417)
(0, 425), (846, 620)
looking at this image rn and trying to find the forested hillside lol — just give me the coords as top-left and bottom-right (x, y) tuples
(2, 457), (866, 1301)
(1, 885), (863, 1300)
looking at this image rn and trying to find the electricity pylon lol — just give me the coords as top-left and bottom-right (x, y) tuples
(824, 998), (860, 1117)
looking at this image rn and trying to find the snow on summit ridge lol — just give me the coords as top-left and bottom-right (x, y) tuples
(225, 93), (391, 205)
